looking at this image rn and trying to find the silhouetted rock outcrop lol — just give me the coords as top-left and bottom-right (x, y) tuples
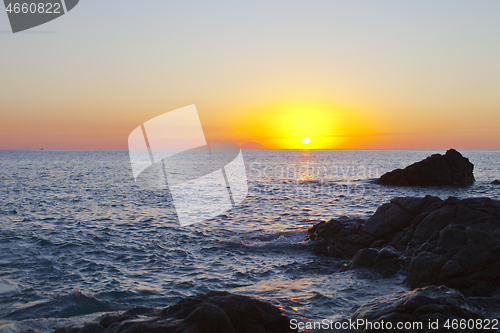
(351, 285), (485, 333)
(377, 149), (475, 186)
(308, 196), (500, 295)
(54, 291), (295, 333)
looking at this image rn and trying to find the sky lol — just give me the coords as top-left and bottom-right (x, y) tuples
(1, 0), (499, 149)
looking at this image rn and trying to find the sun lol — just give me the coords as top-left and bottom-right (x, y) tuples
(302, 137), (310, 144)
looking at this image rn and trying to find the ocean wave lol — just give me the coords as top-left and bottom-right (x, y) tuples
(2, 290), (123, 321)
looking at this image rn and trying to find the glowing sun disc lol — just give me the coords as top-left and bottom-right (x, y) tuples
(302, 137), (310, 144)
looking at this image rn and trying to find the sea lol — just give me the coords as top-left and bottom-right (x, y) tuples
(1, 149), (499, 331)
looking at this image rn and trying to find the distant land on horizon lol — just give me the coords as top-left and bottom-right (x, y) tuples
(239, 142), (269, 149)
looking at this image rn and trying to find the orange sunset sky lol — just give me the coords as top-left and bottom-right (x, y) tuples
(1, 1), (499, 150)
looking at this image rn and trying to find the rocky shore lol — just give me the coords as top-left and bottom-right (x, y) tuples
(308, 195), (500, 297)
(305, 149), (500, 332)
(16, 150), (499, 333)
(349, 285), (487, 333)
(308, 150), (500, 298)
(29, 285), (496, 333)
(306, 195), (500, 332)
(51, 291), (294, 333)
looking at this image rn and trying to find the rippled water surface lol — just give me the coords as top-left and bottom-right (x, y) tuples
(1, 150), (499, 327)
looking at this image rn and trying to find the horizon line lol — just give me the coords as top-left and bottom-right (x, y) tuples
(2, 148), (500, 151)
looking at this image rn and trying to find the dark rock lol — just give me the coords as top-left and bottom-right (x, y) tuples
(79, 323), (106, 333)
(307, 217), (365, 258)
(342, 248), (379, 269)
(99, 314), (133, 329)
(307, 196), (448, 259)
(377, 149), (475, 187)
(363, 196), (445, 248)
(60, 291), (295, 333)
(492, 180), (500, 185)
(351, 285), (484, 333)
(123, 306), (155, 316)
(309, 196), (500, 254)
(407, 251), (449, 288)
(308, 196), (500, 294)
(409, 224), (500, 296)
(183, 302), (235, 333)
(341, 246), (406, 277)
(53, 325), (105, 333)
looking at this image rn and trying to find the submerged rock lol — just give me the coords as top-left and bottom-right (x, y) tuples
(308, 196), (500, 295)
(377, 149), (475, 187)
(352, 285), (484, 333)
(54, 291), (295, 333)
